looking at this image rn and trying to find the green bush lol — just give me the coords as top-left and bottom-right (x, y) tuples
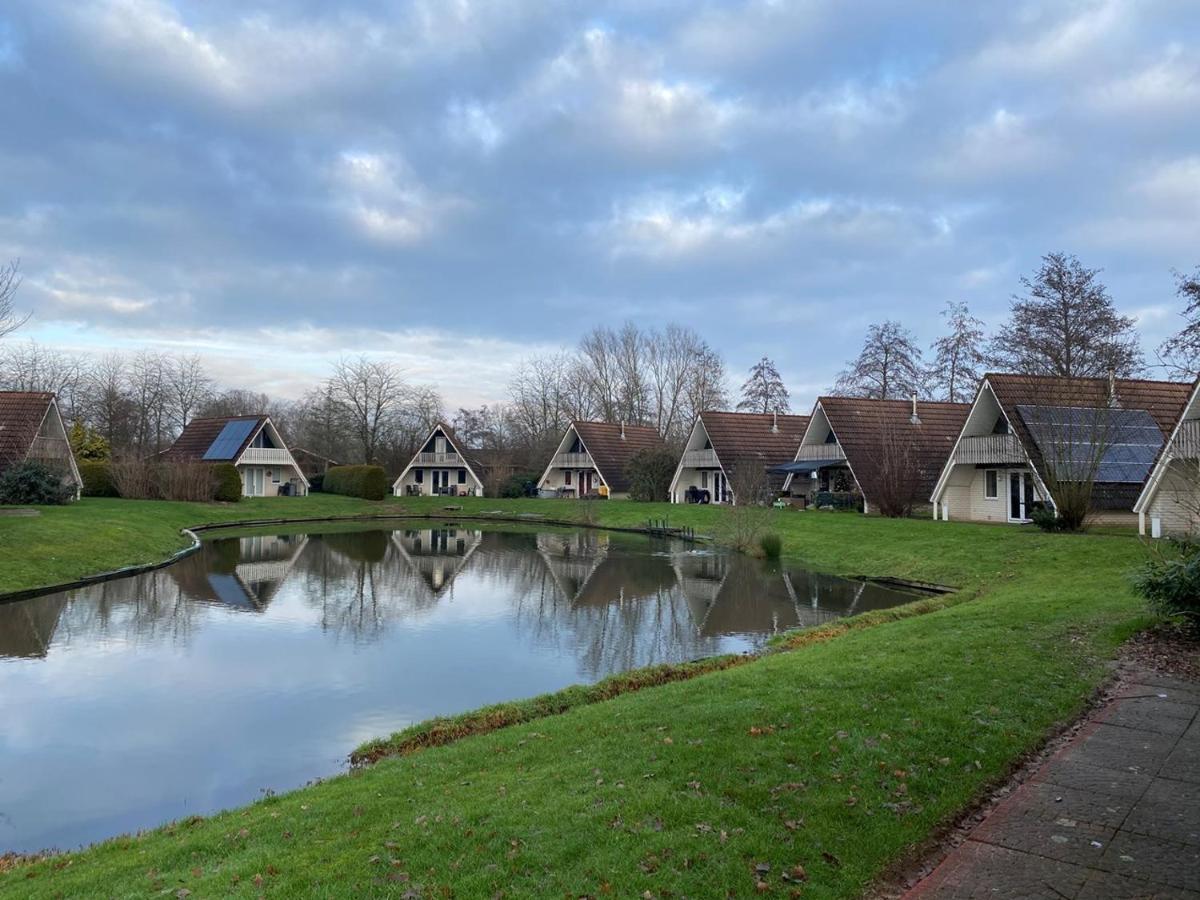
(324, 464), (388, 500)
(813, 491), (861, 511)
(499, 472), (538, 499)
(759, 532), (782, 559)
(625, 448), (678, 502)
(1030, 504), (1071, 532)
(308, 473), (324, 493)
(0, 461), (75, 505)
(1132, 540), (1200, 622)
(79, 460), (119, 497)
(211, 463), (242, 502)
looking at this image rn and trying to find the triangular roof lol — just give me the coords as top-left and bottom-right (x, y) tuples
(816, 396), (970, 503)
(0, 391), (56, 470)
(698, 411), (809, 485)
(568, 421), (666, 494)
(393, 422), (486, 490)
(162, 415), (269, 462)
(982, 373), (1191, 511)
(1132, 375), (1200, 514)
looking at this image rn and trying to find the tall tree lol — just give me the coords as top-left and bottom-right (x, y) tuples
(0, 259), (28, 342)
(928, 301), (986, 403)
(328, 356), (409, 464)
(989, 252), (1142, 378)
(166, 353), (214, 431)
(1156, 266), (1200, 379)
(737, 357), (790, 414)
(835, 321), (924, 400)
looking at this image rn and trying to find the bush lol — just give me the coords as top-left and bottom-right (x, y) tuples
(0, 461), (75, 505)
(79, 460), (119, 497)
(1030, 504), (1071, 532)
(156, 463), (219, 502)
(626, 448), (678, 502)
(1133, 540), (1200, 622)
(325, 464), (388, 500)
(110, 459), (159, 499)
(308, 473), (324, 493)
(211, 463), (242, 502)
(759, 532), (782, 559)
(499, 472), (539, 499)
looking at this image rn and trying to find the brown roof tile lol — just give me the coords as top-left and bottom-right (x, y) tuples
(0, 391), (55, 471)
(819, 397), (970, 503)
(162, 415), (267, 462)
(572, 421), (667, 493)
(984, 373), (1193, 510)
(699, 411), (810, 489)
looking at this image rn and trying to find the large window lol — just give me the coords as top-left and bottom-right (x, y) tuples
(457, 469), (466, 484)
(415, 469), (423, 484)
(564, 470), (572, 485)
(984, 469), (998, 499)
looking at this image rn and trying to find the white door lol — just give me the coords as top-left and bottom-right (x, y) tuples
(243, 467), (264, 497)
(1008, 471), (1035, 522)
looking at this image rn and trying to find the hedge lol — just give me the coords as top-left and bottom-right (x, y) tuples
(324, 464), (388, 500)
(211, 463), (242, 502)
(79, 460), (119, 497)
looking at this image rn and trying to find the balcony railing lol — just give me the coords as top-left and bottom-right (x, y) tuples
(952, 433), (1025, 465)
(1168, 419), (1200, 459)
(550, 452), (594, 469)
(239, 447), (294, 466)
(680, 448), (721, 468)
(415, 451), (464, 466)
(794, 443), (846, 461)
(27, 436), (70, 460)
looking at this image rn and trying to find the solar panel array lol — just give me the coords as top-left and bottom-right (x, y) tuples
(1015, 405), (1163, 484)
(202, 418), (258, 461)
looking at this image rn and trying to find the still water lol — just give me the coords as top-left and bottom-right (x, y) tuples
(0, 523), (915, 853)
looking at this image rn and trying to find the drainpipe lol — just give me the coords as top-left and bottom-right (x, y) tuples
(909, 392), (921, 425)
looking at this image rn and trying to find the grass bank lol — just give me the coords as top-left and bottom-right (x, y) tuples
(0, 497), (1155, 897)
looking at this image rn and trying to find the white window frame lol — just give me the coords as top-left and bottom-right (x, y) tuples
(984, 469), (999, 500)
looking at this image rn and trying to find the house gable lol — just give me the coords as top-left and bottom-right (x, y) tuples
(392, 423), (485, 493)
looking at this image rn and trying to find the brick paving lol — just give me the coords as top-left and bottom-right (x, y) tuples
(905, 669), (1200, 899)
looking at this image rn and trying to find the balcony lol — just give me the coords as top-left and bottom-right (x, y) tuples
(1169, 419), (1200, 459)
(239, 447), (294, 466)
(415, 451), (464, 466)
(680, 448), (720, 468)
(952, 433), (1025, 465)
(794, 443), (846, 462)
(550, 452), (594, 469)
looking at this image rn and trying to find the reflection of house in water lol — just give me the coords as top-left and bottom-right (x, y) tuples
(673, 553), (888, 637)
(535, 532), (609, 601)
(175, 534), (309, 612)
(391, 528), (483, 596)
(0, 594), (68, 659)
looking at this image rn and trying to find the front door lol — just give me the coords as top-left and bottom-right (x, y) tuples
(1008, 471), (1035, 522)
(244, 467), (263, 497)
(714, 470), (726, 504)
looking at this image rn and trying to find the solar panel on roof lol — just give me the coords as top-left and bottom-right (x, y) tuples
(202, 419), (258, 461)
(1015, 405), (1163, 484)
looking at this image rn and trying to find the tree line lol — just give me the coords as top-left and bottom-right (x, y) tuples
(1, 252), (1198, 470)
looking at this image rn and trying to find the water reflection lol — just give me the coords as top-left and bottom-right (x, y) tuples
(0, 524), (914, 853)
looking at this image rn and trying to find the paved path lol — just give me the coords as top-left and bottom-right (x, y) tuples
(906, 668), (1200, 899)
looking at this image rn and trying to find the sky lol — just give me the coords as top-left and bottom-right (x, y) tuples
(1, 0), (1198, 411)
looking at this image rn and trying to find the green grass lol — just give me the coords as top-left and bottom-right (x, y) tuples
(0, 497), (1157, 897)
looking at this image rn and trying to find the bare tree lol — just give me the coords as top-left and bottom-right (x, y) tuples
(928, 301), (986, 403)
(0, 259), (29, 342)
(645, 325), (724, 441)
(854, 416), (926, 517)
(835, 320), (924, 399)
(683, 344), (729, 422)
(328, 356), (409, 464)
(88, 353), (135, 452)
(128, 351), (171, 455)
(166, 354), (214, 431)
(1156, 266), (1200, 379)
(509, 352), (585, 447)
(737, 357), (790, 414)
(198, 388), (272, 419)
(990, 252), (1142, 378)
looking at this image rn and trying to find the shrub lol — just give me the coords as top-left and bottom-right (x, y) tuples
(813, 491), (861, 511)
(625, 448), (678, 502)
(759, 532), (783, 559)
(0, 461), (75, 505)
(1030, 504), (1072, 532)
(499, 472), (539, 499)
(1132, 540), (1200, 622)
(211, 463), (242, 502)
(156, 462), (219, 502)
(110, 459), (159, 499)
(308, 473), (324, 493)
(79, 460), (119, 497)
(324, 464), (388, 500)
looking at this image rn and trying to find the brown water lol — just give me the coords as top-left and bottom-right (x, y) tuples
(0, 524), (915, 853)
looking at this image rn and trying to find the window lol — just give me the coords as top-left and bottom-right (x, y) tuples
(457, 469), (466, 484)
(984, 469), (998, 499)
(565, 470), (572, 485)
(270, 469), (279, 484)
(415, 469), (424, 484)
(701, 471), (708, 488)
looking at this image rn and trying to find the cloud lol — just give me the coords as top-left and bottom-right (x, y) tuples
(331, 151), (468, 246)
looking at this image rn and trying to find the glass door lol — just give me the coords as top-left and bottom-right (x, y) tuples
(1008, 471), (1032, 522)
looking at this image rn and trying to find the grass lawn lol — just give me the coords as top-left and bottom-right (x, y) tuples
(0, 497), (1156, 897)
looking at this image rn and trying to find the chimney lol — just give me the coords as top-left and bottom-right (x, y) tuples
(909, 392), (921, 425)
(771, 410), (779, 433)
(1107, 370), (1119, 408)
(620, 421), (626, 440)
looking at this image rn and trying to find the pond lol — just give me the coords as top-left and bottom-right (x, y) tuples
(0, 522), (918, 853)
